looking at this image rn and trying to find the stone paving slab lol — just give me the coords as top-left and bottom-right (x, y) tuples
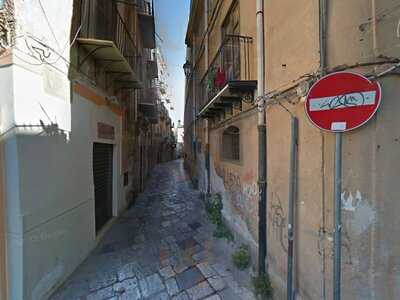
(175, 267), (205, 290)
(50, 160), (256, 300)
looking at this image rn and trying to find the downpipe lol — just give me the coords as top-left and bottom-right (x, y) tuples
(256, 0), (267, 275)
(319, 0), (328, 299)
(258, 124), (267, 275)
(319, 1), (343, 299)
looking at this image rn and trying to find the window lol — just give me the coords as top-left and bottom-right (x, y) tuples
(221, 2), (240, 80)
(222, 126), (240, 161)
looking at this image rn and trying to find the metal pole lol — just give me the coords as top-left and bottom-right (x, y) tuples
(333, 132), (342, 300)
(319, 0), (327, 75)
(204, 0), (210, 196)
(256, 0), (267, 275)
(287, 117), (298, 300)
(319, 1), (328, 299)
(192, 47), (197, 187)
(205, 120), (211, 195)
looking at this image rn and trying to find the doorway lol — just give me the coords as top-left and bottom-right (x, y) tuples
(93, 143), (114, 232)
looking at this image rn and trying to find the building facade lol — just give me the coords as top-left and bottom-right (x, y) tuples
(0, 0), (174, 298)
(185, 0), (259, 267)
(185, 0), (400, 299)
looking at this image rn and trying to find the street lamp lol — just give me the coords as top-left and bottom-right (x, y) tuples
(183, 61), (193, 78)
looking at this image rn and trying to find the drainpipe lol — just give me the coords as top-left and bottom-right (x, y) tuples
(192, 46), (197, 187)
(204, 0), (211, 195)
(256, 0), (267, 275)
(319, 0), (327, 76)
(321, 1), (343, 297)
(319, 1), (330, 300)
(205, 120), (211, 195)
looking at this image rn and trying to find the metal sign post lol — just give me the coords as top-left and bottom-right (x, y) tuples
(333, 132), (342, 300)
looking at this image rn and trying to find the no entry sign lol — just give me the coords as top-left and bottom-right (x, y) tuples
(305, 72), (382, 132)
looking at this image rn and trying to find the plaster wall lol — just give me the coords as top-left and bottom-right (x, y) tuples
(2, 78), (123, 300)
(0, 1), (126, 298)
(263, 0), (400, 299)
(209, 110), (259, 250)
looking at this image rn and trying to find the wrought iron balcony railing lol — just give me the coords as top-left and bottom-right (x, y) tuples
(199, 35), (253, 112)
(136, 0), (153, 16)
(136, 0), (156, 49)
(79, 0), (140, 78)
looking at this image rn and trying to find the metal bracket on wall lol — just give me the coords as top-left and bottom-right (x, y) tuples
(79, 45), (111, 66)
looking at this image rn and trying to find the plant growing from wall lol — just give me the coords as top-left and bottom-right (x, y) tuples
(213, 223), (234, 242)
(232, 245), (251, 270)
(206, 193), (234, 242)
(206, 193), (223, 226)
(253, 273), (273, 299)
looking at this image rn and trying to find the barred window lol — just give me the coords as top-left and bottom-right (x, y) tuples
(222, 126), (240, 161)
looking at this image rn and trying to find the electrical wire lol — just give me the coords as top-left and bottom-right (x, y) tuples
(37, 0), (60, 48)
(263, 59), (400, 104)
(372, 61), (400, 79)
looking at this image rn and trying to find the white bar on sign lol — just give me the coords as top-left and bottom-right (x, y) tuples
(331, 122), (347, 131)
(309, 91), (376, 112)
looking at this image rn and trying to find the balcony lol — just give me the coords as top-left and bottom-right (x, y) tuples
(144, 50), (158, 79)
(77, 0), (143, 89)
(137, 0), (156, 49)
(139, 87), (159, 123)
(198, 35), (256, 119)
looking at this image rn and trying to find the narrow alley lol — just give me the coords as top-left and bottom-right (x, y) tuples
(50, 160), (256, 300)
(2, 0), (400, 298)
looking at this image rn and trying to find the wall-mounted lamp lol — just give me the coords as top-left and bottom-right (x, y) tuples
(183, 61), (193, 79)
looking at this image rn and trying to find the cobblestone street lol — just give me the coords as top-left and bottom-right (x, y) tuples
(51, 160), (256, 300)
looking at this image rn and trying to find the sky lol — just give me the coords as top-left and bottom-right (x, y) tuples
(153, 0), (191, 126)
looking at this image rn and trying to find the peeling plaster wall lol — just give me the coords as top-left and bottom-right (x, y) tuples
(0, 1), (125, 299)
(340, 76), (400, 300)
(264, 0), (400, 299)
(190, 0), (400, 298)
(196, 151), (208, 194)
(209, 111), (259, 252)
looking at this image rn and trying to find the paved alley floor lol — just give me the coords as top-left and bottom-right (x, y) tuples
(51, 160), (256, 300)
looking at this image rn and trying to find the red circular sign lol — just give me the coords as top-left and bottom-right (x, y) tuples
(305, 72), (382, 132)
